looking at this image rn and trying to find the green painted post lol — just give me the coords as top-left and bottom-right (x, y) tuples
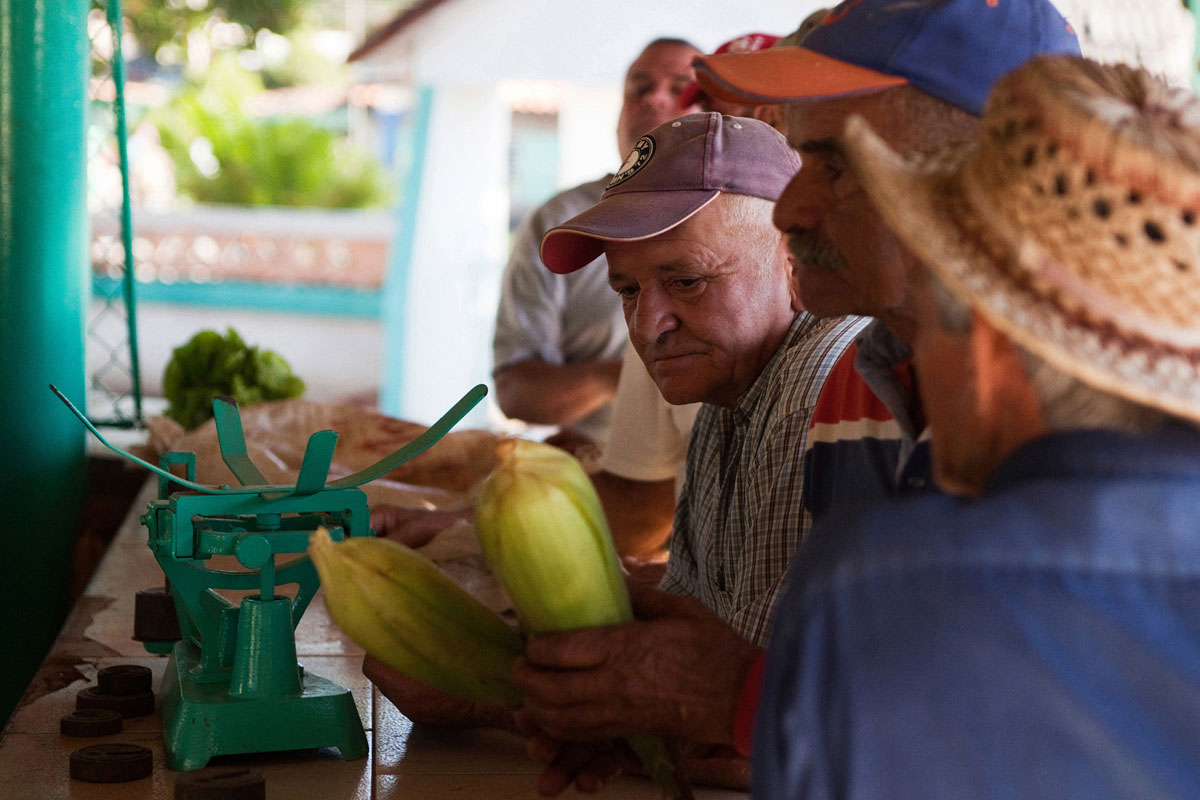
(0, 0), (90, 725)
(107, 0), (143, 425)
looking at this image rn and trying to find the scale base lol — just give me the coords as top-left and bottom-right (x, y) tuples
(160, 640), (368, 771)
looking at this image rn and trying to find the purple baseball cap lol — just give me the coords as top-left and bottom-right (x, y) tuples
(693, 0), (1081, 116)
(541, 112), (800, 274)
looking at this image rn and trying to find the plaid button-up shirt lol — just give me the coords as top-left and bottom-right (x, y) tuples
(660, 311), (869, 646)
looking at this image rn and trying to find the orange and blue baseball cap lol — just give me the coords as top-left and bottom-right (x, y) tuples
(694, 0), (1081, 116)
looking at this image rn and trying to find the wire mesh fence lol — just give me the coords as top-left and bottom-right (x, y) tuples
(86, 0), (143, 428)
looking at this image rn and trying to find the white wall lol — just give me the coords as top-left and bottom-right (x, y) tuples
(361, 0), (827, 86)
(392, 83), (511, 426)
(557, 86), (624, 187)
(1054, 0), (1194, 88)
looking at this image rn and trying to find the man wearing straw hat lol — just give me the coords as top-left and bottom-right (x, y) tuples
(752, 55), (1200, 798)
(514, 7), (1084, 789)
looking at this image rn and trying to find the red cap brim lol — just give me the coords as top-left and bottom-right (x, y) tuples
(679, 82), (704, 110)
(695, 47), (908, 105)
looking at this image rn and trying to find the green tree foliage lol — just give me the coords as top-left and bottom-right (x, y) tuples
(122, 0), (307, 62)
(149, 54), (391, 208)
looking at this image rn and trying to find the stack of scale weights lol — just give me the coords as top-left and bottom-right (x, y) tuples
(59, 663), (268, 797)
(61, 664), (155, 783)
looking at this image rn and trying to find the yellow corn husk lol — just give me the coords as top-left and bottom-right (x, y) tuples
(308, 527), (522, 707)
(474, 438), (693, 800)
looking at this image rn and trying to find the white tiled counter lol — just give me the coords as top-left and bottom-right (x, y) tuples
(0, 481), (747, 800)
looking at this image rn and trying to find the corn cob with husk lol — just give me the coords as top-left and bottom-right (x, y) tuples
(308, 527), (522, 707)
(474, 437), (693, 800)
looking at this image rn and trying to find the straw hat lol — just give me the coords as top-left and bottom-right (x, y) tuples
(844, 55), (1200, 423)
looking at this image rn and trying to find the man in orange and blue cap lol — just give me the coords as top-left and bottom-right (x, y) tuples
(694, 0), (1081, 501)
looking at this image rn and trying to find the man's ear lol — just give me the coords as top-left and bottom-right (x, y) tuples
(789, 279), (805, 313)
(969, 311), (1041, 432)
(775, 240), (805, 313)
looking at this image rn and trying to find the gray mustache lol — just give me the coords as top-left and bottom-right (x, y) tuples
(787, 231), (845, 273)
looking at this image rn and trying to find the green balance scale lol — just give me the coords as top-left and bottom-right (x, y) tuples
(53, 384), (486, 771)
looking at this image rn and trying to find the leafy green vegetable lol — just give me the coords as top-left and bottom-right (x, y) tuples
(163, 328), (305, 429)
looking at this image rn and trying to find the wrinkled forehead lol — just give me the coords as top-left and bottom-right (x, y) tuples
(605, 196), (775, 268)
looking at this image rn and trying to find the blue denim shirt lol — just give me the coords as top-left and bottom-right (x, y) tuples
(754, 424), (1200, 799)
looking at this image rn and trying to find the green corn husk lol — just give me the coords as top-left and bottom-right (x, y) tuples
(309, 527), (523, 707)
(475, 437), (693, 800)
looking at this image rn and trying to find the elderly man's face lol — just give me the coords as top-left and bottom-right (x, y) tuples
(606, 199), (795, 408)
(617, 42), (702, 155)
(772, 91), (923, 340)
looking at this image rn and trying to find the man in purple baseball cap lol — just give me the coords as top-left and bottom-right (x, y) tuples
(525, 111), (868, 791)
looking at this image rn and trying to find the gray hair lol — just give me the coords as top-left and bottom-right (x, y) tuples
(926, 273), (1175, 433)
(884, 85), (980, 154)
(779, 84), (978, 163)
(714, 192), (783, 267)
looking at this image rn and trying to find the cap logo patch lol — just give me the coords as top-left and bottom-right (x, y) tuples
(609, 135), (655, 188)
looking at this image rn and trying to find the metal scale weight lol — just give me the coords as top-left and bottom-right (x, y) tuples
(54, 384), (487, 771)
